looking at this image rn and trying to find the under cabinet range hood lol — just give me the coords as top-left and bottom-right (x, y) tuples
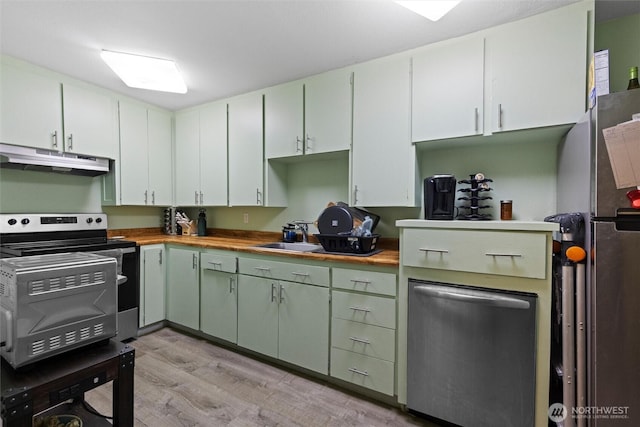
(0, 143), (110, 177)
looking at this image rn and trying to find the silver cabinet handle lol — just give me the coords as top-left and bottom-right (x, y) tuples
(144, 190), (148, 205)
(158, 250), (163, 265)
(296, 136), (303, 153)
(67, 133), (73, 150)
(413, 284), (530, 310)
(349, 336), (370, 345)
(256, 188), (262, 205)
(291, 272), (310, 277)
(306, 133), (312, 152)
(152, 191), (155, 205)
(353, 184), (359, 205)
(349, 306), (371, 313)
(279, 284), (285, 303)
(254, 266), (271, 272)
(348, 367), (369, 376)
(419, 248), (449, 254)
(350, 279), (372, 285)
(192, 253), (198, 269)
(474, 107), (479, 132)
(195, 191), (199, 204)
(271, 283), (277, 303)
(498, 103), (503, 129)
(200, 191), (203, 205)
(204, 261), (223, 271)
(485, 253), (523, 258)
(51, 130), (58, 149)
(229, 277), (235, 293)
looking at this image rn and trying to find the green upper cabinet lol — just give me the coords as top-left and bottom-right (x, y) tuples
(303, 68), (352, 155)
(352, 54), (417, 207)
(119, 100), (172, 206)
(62, 82), (119, 159)
(264, 80), (304, 158)
(228, 91), (264, 206)
(264, 67), (352, 160)
(486, 1), (588, 133)
(175, 100), (228, 206)
(0, 60), (63, 150)
(412, 35), (485, 142)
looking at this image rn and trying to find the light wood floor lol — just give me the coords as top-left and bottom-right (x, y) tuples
(85, 327), (437, 426)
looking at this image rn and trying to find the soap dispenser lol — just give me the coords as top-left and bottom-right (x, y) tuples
(197, 209), (207, 236)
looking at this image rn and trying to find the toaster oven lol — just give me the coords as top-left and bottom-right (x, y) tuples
(0, 252), (117, 369)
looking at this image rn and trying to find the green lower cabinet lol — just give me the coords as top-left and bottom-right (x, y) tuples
(237, 275), (330, 374)
(167, 247), (200, 330)
(200, 270), (238, 343)
(140, 245), (166, 327)
(331, 347), (395, 396)
(278, 281), (329, 374)
(237, 275), (279, 358)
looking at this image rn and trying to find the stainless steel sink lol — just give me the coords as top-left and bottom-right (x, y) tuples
(253, 242), (322, 252)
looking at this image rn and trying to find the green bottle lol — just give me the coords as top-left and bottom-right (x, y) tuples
(628, 66), (640, 90)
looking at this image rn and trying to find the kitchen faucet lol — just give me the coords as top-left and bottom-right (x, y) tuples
(292, 220), (313, 243)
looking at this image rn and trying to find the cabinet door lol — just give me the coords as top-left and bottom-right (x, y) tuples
(237, 275), (278, 358)
(147, 109), (173, 206)
(141, 245), (166, 326)
(264, 81), (304, 159)
(119, 101), (149, 205)
(304, 68), (352, 154)
(228, 92), (264, 206)
(200, 269), (237, 343)
(174, 109), (201, 206)
(487, 2), (587, 132)
(167, 247), (200, 330)
(0, 62), (63, 150)
(412, 36), (484, 142)
(199, 101), (228, 206)
(352, 55), (416, 207)
(278, 281), (329, 374)
(62, 83), (119, 159)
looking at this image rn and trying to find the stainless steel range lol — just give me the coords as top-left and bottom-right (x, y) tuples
(0, 213), (140, 366)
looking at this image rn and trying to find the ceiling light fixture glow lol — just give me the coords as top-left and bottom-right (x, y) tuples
(100, 50), (187, 94)
(394, 0), (461, 22)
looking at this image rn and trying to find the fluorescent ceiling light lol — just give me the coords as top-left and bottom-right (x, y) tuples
(100, 50), (187, 94)
(395, 1), (461, 21)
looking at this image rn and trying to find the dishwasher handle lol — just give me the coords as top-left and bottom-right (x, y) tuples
(413, 284), (530, 310)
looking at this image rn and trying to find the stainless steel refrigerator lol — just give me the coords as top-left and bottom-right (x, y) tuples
(557, 89), (640, 426)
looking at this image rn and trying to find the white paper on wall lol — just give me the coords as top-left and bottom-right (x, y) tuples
(603, 119), (640, 189)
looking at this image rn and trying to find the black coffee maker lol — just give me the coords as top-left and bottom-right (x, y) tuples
(424, 175), (456, 220)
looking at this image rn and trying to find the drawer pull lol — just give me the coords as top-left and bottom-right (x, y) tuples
(349, 306), (371, 313)
(254, 266), (271, 272)
(349, 336), (370, 345)
(350, 279), (372, 285)
(205, 261), (223, 270)
(419, 248), (449, 254)
(485, 253), (523, 258)
(291, 272), (310, 277)
(348, 367), (369, 376)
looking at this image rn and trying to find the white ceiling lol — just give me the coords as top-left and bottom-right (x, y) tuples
(1, 0), (636, 111)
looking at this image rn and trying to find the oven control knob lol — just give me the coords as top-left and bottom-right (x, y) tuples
(8, 218), (17, 226)
(21, 218), (30, 225)
(86, 218), (93, 224)
(95, 217), (103, 224)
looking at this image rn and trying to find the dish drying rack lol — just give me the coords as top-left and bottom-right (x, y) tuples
(457, 174), (493, 220)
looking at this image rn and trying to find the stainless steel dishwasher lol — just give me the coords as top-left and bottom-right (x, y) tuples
(407, 279), (537, 427)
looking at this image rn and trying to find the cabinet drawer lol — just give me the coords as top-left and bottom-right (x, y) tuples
(239, 257), (329, 286)
(402, 228), (547, 279)
(330, 348), (394, 396)
(332, 291), (395, 329)
(332, 268), (396, 296)
(331, 318), (395, 362)
(201, 252), (237, 274)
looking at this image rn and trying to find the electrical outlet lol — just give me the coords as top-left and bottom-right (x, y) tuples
(243, 213), (249, 224)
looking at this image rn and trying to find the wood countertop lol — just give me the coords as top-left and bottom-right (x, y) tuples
(109, 228), (399, 268)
